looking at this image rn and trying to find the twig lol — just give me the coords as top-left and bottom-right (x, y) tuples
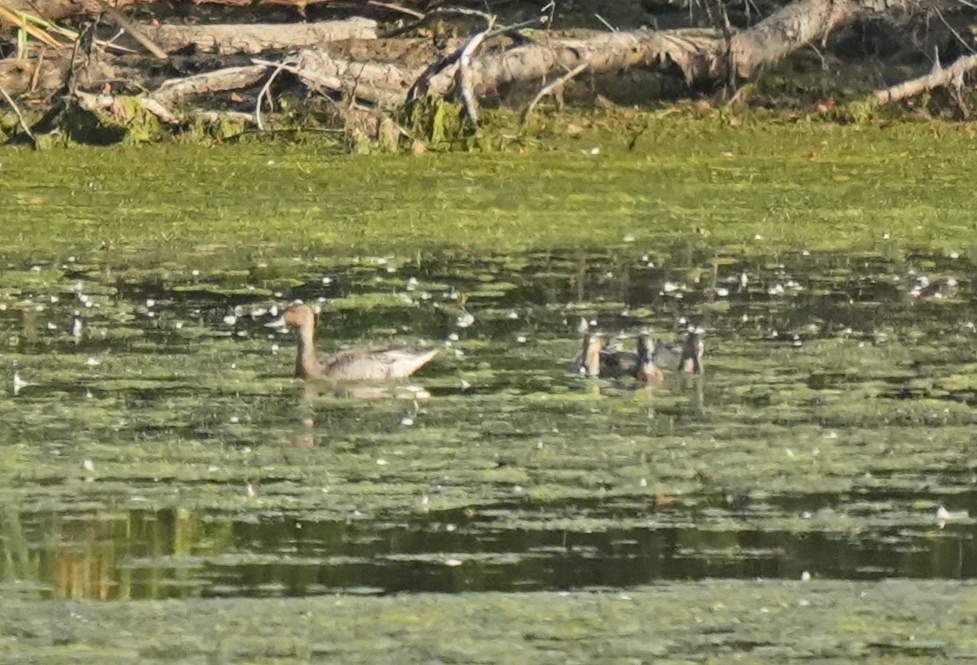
(30, 46), (46, 92)
(594, 13), (617, 32)
(427, 6), (495, 23)
(456, 18), (494, 125)
(0, 83), (38, 147)
(405, 14), (545, 107)
(406, 49), (463, 106)
(485, 15), (548, 41)
(254, 58), (297, 131)
(366, 0), (424, 19)
(934, 6), (977, 57)
(91, 0), (168, 60)
(522, 61), (588, 121)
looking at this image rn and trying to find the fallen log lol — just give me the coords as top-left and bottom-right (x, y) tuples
(289, 49), (419, 107)
(149, 18), (378, 55)
(875, 53), (977, 106)
(151, 64), (268, 105)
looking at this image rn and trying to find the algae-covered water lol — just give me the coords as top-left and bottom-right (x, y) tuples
(1, 121), (976, 662)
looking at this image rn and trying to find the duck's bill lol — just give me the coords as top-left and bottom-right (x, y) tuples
(265, 315), (287, 330)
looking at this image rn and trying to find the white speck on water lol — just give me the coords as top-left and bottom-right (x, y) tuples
(223, 314), (237, 326)
(83, 459), (95, 472)
(377, 459), (389, 466)
(146, 298), (155, 308)
(400, 416), (414, 427)
(86, 357), (100, 367)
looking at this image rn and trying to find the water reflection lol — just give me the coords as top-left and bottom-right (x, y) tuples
(2, 492), (975, 600)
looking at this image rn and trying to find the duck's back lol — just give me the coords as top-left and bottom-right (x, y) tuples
(324, 347), (440, 380)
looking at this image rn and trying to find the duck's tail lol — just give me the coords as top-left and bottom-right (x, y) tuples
(392, 348), (441, 378)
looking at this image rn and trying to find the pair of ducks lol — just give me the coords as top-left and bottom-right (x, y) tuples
(577, 330), (704, 385)
(274, 303), (704, 383)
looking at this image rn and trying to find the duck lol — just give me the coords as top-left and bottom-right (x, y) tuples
(573, 332), (658, 382)
(573, 330), (704, 382)
(271, 304), (440, 381)
(651, 329), (704, 375)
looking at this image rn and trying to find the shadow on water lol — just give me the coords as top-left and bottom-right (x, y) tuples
(2, 246), (977, 600)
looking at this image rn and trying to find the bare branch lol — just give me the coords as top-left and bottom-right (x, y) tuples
(456, 17), (494, 125)
(875, 52), (977, 105)
(0, 82), (38, 147)
(522, 61), (589, 122)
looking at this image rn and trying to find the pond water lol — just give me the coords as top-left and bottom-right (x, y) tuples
(2, 246), (975, 601)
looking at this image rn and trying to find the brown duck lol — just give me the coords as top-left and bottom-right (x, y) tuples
(272, 304), (440, 381)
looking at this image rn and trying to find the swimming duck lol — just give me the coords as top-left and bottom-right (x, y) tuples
(651, 329), (705, 375)
(573, 332), (658, 382)
(573, 330), (704, 382)
(271, 304), (440, 381)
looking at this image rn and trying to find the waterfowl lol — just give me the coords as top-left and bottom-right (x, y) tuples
(574, 333), (659, 382)
(651, 330), (705, 375)
(272, 304), (440, 381)
(573, 330), (704, 382)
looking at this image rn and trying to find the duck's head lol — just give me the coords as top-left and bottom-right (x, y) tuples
(284, 304), (316, 329)
(267, 303), (317, 332)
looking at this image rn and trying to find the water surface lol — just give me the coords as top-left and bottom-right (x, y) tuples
(2, 246), (975, 601)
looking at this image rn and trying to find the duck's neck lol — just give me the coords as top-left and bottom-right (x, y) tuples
(294, 324), (323, 378)
(584, 336), (602, 377)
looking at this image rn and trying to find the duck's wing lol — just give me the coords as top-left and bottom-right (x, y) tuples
(651, 339), (684, 372)
(652, 333), (704, 374)
(599, 349), (639, 378)
(324, 347), (440, 381)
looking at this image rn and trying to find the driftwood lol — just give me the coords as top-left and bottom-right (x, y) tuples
(875, 53), (977, 106)
(149, 18), (378, 55)
(151, 64), (268, 105)
(289, 48), (418, 107)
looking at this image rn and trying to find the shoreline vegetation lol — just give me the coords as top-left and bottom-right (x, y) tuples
(2, 0), (977, 149)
